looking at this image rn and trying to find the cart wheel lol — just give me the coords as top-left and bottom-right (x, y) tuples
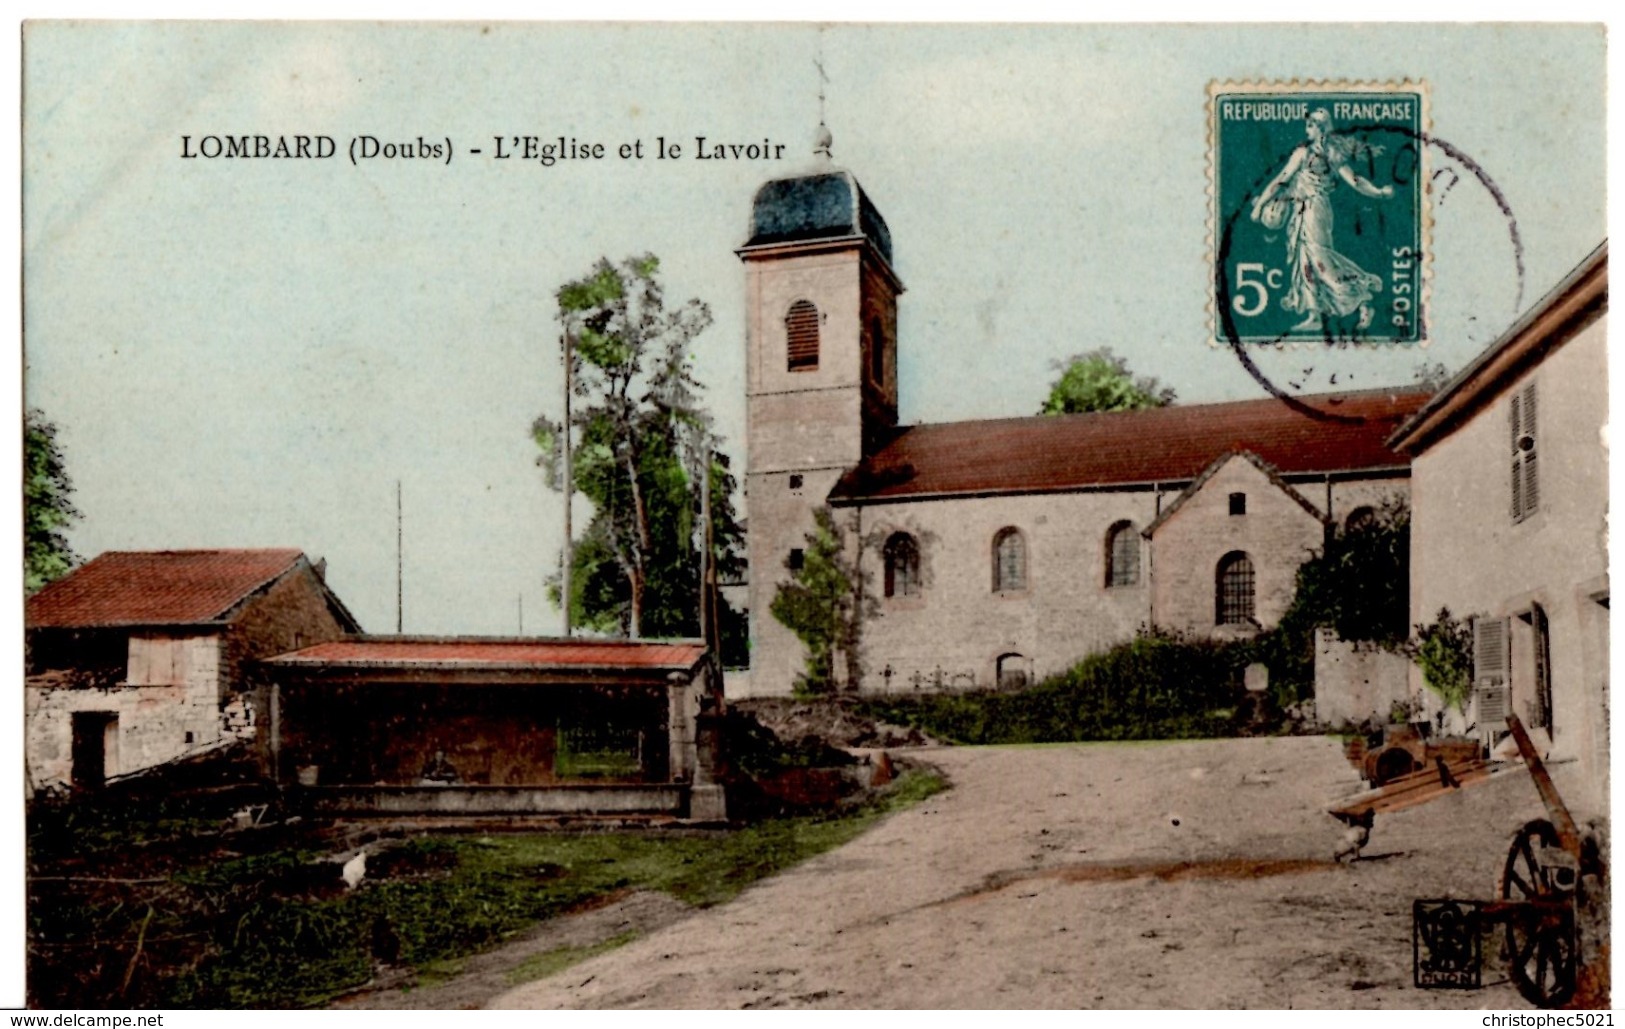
(1500, 819), (1578, 1008)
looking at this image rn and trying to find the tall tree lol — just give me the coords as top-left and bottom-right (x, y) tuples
(1039, 347), (1175, 415)
(532, 254), (745, 645)
(24, 409), (79, 593)
(770, 507), (867, 696)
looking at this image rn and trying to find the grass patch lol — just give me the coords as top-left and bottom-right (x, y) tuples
(29, 769), (946, 1009)
(505, 930), (640, 986)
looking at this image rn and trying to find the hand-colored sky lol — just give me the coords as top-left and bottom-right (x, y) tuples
(23, 22), (1605, 635)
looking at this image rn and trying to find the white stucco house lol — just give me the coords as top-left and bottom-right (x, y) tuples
(1389, 243), (1608, 816)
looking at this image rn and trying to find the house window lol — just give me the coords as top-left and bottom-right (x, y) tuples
(1229, 492), (1247, 516)
(786, 300), (820, 371)
(1216, 551), (1255, 625)
(883, 532), (920, 598)
(1511, 382), (1539, 522)
(996, 653), (1028, 690)
(1531, 603), (1553, 733)
(788, 473), (803, 492)
(788, 548), (805, 572)
(992, 528), (1026, 593)
(1105, 521), (1140, 587)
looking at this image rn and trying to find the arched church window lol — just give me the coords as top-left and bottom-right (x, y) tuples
(1216, 551), (1255, 625)
(786, 300), (820, 371)
(1106, 521), (1140, 587)
(883, 532), (920, 598)
(992, 528), (1027, 593)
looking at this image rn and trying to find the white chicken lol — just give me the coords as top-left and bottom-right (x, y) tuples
(341, 849), (368, 890)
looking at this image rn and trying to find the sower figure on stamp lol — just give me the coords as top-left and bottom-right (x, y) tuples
(1251, 108), (1394, 332)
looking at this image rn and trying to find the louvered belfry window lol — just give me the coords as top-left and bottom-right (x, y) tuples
(786, 300), (820, 371)
(1511, 382), (1539, 522)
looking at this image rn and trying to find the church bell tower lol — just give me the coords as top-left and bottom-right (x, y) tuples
(737, 126), (904, 691)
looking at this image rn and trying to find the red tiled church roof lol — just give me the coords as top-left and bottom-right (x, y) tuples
(829, 388), (1430, 503)
(269, 638), (707, 670)
(26, 549), (305, 628)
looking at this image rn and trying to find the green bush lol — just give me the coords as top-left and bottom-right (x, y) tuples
(859, 629), (1259, 745)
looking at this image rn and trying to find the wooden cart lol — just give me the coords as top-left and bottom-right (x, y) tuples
(1413, 715), (1599, 1008)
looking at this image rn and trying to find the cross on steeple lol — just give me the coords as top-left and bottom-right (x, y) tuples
(813, 49), (832, 160)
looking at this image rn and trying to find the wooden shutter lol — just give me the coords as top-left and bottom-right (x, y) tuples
(1522, 383), (1539, 516)
(1510, 392), (1524, 520)
(785, 301), (820, 371)
(1473, 616), (1510, 733)
(1511, 382), (1538, 522)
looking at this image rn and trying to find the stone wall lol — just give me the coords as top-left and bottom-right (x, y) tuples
(1148, 456), (1327, 637)
(26, 633), (224, 789)
(1313, 628), (1414, 727)
(849, 489), (1160, 693)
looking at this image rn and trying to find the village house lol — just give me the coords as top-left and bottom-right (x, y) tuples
(737, 140), (1428, 696)
(1390, 243), (1608, 816)
(262, 637), (727, 821)
(25, 548), (360, 790)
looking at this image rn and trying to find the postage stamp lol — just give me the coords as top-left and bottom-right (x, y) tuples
(1209, 81), (1430, 346)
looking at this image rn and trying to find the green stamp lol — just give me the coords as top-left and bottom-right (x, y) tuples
(1209, 81), (1428, 345)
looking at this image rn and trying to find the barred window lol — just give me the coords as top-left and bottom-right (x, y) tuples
(993, 528), (1026, 593)
(1106, 521), (1140, 587)
(786, 300), (820, 371)
(883, 532), (920, 598)
(1216, 551), (1255, 626)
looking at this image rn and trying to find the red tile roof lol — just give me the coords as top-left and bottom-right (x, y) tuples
(829, 388), (1430, 503)
(269, 637), (707, 671)
(27, 549), (306, 628)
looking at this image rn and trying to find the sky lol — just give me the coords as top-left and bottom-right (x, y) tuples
(21, 22), (1607, 637)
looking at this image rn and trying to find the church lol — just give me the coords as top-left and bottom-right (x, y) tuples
(737, 134), (1429, 696)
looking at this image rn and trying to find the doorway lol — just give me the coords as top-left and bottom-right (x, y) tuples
(71, 712), (118, 789)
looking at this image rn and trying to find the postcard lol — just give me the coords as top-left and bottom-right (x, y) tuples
(19, 22), (1608, 1012)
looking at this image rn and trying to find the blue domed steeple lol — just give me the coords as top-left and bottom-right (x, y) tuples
(743, 125), (893, 263)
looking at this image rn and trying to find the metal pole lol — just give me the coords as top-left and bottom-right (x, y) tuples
(699, 447), (711, 648)
(561, 332), (574, 637)
(396, 479), (403, 634)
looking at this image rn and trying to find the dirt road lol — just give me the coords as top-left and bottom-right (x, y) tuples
(496, 736), (1577, 1009)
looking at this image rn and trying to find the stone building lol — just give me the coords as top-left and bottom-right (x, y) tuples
(25, 548), (360, 790)
(263, 637), (726, 820)
(739, 144), (1428, 696)
(1390, 243), (1608, 816)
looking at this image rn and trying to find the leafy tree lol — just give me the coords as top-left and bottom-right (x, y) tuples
(1253, 501), (1411, 705)
(770, 507), (869, 697)
(25, 409), (78, 593)
(1409, 608), (1474, 711)
(1277, 501), (1411, 647)
(1039, 347), (1175, 415)
(532, 254), (745, 646)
